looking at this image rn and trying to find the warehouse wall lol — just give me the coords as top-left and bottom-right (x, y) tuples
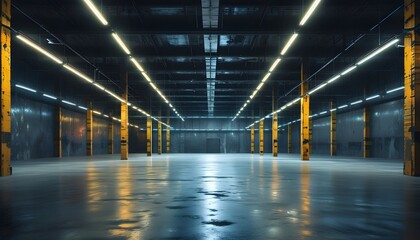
(11, 95), (55, 160)
(291, 99), (403, 159)
(370, 100), (403, 159)
(12, 95), (121, 160)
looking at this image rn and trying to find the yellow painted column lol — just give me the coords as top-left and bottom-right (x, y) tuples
(272, 114), (278, 157)
(86, 101), (93, 156)
(404, 0), (420, 176)
(158, 120), (162, 155)
(330, 101), (337, 156)
(259, 120), (264, 155)
(301, 62), (310, 161)
(108, 120), (114, 154)
(121, 75), (128, 160)
(363, 107), (371, 158)
(0, 0), (11, 176)
(309, 112), (312, 155)
(251, 126), (255, 154)
(147, 116), (152, 157)
(288, 125), (292, 154)
(166, 117), (170, 153)
(54, 106), (62, 158)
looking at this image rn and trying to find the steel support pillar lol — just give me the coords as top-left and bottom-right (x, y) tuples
(288, 125), (292, 154)
(259, 120), (264, 155)
(53, 106), (62, 158)
(166, 117), (170, 153)
(300, 62), (310, 161)
(86, 101), (93, 157)
(404, 0), (420, 176)
(120, 75), (128, 160)
(363, 107), (371, 158)
(330, 101), (337, 156)
(108, 120), (114, 154)
(147, 116), (152, 157)
(158, 119), (162, 155)
(0, 0), (11, 176)
(309, 112), (312, 155)
(272, 114), (278, 157)
(251, 126), (255, 154)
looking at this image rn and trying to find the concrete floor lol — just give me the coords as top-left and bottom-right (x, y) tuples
(0, 154), (419, 240)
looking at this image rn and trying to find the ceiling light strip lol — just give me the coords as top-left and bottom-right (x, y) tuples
(81, 0), (184, 121)
(244, 37), (399, 128)
(233, 0), (323, 121)
(16, 33), (171, 127)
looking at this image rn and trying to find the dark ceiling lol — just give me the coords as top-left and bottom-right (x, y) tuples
(11, 0), (403, 124)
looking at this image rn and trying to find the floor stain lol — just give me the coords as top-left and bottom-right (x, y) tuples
(202, 220), (234, 226)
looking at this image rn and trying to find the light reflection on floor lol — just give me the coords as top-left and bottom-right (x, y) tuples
(0, 153), (419, 239)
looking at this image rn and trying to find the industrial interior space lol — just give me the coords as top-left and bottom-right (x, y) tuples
(1, 0), (420, 239)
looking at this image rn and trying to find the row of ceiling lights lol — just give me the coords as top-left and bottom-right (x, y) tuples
(15, 35), (171, 128)
(14, 83), (156, 130)
(276, 85), (404, 129)
(245, 37), (400, 129)
(232, 0), (322, 121)
(82, 0), (184, 121)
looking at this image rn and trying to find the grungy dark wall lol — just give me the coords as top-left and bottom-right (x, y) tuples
(301, 99), (403, 159)
(336, 109), (364, 157)
(11, 95), (55, 160)
(312, 117), (330, 155)
(92, 117), (108, 155)
(370, 100), (403, 159)
(62, 108), (86, 157)
(12, 95), (122, 160)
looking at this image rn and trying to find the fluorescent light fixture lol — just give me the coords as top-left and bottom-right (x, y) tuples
(83, 0), (108, 25)
(93, 111), (101, 115)
(63, 65), (93, 83)
(169, 104), (173, 108)
(15, 84), (36, 93)
(281, 33), (299, 55)
(341, 66), (357, 75)
(386, 86), (404, 94)
(78, 106), (88, 110)
(299, 0), (322, 26)
(350, 100), (362, 105)
(130, 58), (145, 72)
(261, 72), (271, 83)
(62, 100), (76, 106)
(291, 98), (300, 104)
(269, 58), (281, 72)
(256, 82), (264, 90)
(319, 111), (327, 115)
(330, 108), (337, 112)
(104, 89), (125, 103)
(93, 83), (105, 90)
(150, 82), (157, 90)
(103, 114), (109, 118)
(141, 72), (152, 82)
(338, 105), (348, 109)
(327, 75), (340, 83)
(366, 95), (380, 101)
(17, 35), (63, 64)
(42, 94), (57, 100)
(308, 83), (327, 95)
(357, 39), (399, 65)
(111, 33), (131, 55)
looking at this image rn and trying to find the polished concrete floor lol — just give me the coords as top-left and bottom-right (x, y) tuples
(1, 153), (420, 240)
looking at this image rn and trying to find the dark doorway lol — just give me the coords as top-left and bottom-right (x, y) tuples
(206, 138), (220, 153)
